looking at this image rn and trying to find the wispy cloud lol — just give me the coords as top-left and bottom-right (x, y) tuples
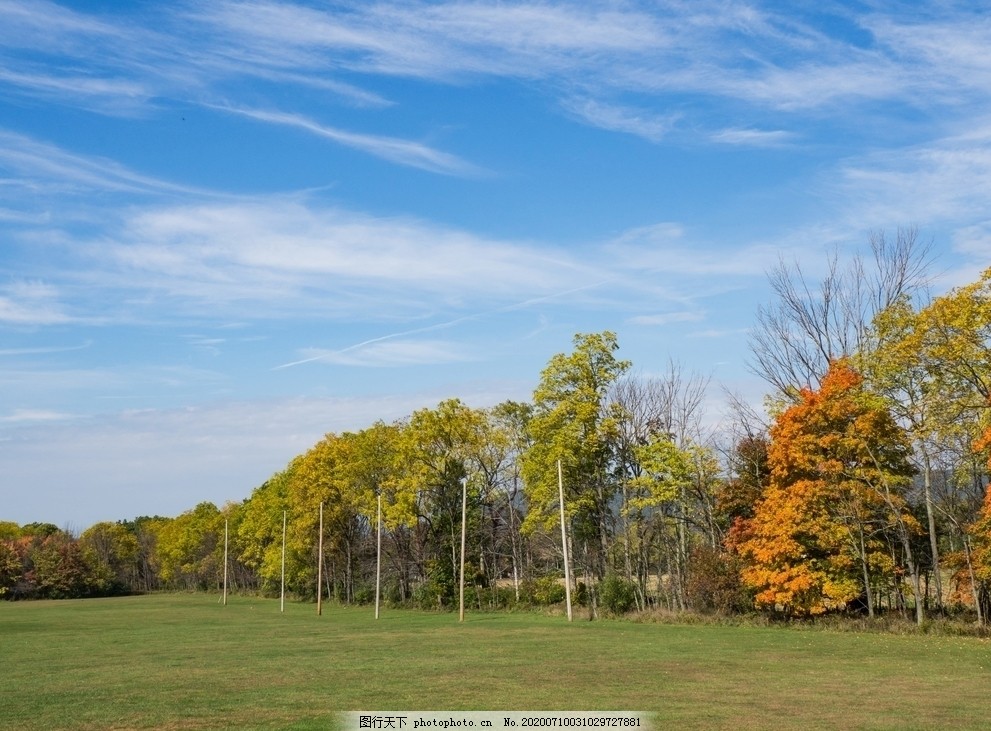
(864, 12), (991, 98)
(2, 194), (611, 327)
(0, 408), (75, 423)
(0, 281), (72, 325)
(220, 106), (482, 176)
(563, 98), (678, 142)
(274, 279), (610, 369)
(5, 1), (985, 145)
(630, 311), (704, 326)
(0, 130), (206, 197)
(0, 342), (91, 357)
(606, 223), (781, 277)
(0, 67), (151, 110)
(687, 327), (749, 339)
(288, 339), (472, 368)
(710, 127), (794, 147)
(192, 1), (664, 80)
(4, 140), (727, 330)
(832, 124), (991, 256)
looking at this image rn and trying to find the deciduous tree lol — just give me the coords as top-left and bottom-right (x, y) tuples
(522, 332), (630, 583)
(738, 361), (917, 617)
(748, 228), (932, 397)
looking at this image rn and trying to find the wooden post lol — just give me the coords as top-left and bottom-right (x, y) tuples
(222, 519), (229, 607)
(375, 493), (382, 620)
(280, 510), (286, 614)
(459, 477), (467, 623)
(317, 502), (324, 616)
(558, 460), (573, 622)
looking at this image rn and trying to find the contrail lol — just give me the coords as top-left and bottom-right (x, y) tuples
(272, 280), (609, 370)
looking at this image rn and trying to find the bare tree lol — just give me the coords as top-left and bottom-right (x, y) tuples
(748, 227), (933, 397)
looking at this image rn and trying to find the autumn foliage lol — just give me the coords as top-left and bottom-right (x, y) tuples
(736, 361), (915, 616)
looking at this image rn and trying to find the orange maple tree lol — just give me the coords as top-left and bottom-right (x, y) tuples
(736, 360), (915, 616)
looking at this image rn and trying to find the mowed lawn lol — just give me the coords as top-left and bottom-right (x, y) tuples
(1, 595), (989, 731)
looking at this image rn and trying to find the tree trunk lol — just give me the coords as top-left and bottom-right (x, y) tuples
(858, 525), (875, 618)
(922, 453), (942, 612)
(963, 536), (983, 625)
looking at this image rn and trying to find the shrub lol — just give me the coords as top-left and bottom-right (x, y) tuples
(684, 544), (752, 614)
(528, 576), (566, 605)
(599, 573), (638, 615)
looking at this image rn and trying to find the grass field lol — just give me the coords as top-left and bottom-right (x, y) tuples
(1, 595), (989, 731)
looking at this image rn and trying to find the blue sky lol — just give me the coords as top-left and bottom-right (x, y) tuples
(2, 0), (989, 529)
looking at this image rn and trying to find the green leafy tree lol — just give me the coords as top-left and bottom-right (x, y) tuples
(238, 466), (295, 595)
(483, 400), (534, 600)
(397, 399), (488, 607)
(522, 332), (630, 582)
(907, 267), (991, 403)
(0, 521), (21, 541)
(869, 268), (991, 616)
(156, 503), (224, 591)
(124, 516), (169, 592)
(338, 421), (412, 602)
(79, 522), (140, 595)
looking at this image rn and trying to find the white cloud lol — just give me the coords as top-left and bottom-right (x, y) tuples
(827, 125), (991, 281)
(0, 281), (72, 325)
(193, 1), (665, 80)
(220, 106), (482, 176)
(0, 0), (129, 49)
(4, 1), (981, 142)
(606, 223), (780, 277)
(0, 408), (75, 423)
(630, 311), (704, 326)
(0, 66), (150, 108)
(91, 199), (598, 318)
(563, 98), (678, 142)
(865, 13), (991, 96)
(286, 339), (473, 368)
(710, 127), (794, 146)
(951, 224), (991, 259)
(687, 327), (749, 339)
(0, 342), (91, 357)
(0, 129), (744, 328)
(0, 130), (204, 197)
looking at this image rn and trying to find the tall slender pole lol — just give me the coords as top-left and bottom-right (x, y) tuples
(280, 510), (286, 614)
(317, 502), (324, 616)
(375, 493), (383, 620)
(459, 477), (467, 623)
(558, 460), (573, 622)
(222, 519), (229, 606)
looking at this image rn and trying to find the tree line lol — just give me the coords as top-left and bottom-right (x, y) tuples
(3, 231), (991, 623)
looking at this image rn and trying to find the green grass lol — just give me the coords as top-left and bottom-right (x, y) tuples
(1, 595), (989, 730)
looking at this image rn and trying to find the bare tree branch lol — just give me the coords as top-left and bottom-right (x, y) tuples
(748, 227), (934, 396)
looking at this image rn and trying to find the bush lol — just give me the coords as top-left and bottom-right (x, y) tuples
(684, 544), (753, 614)
(526, 576), (566, 605)
(574, 581), (588, 607)
(599, 574), (638, 615)
(481, 586), (518, 609)
(352, 584), (375, 605)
